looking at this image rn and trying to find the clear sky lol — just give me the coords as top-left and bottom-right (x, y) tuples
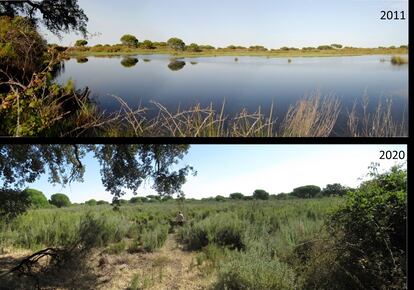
(43, 0), (408, 48)
(28, 145), (407, 203)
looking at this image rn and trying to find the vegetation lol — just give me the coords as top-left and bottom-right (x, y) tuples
(391, 55), (408, 65)
(75, 39), (88, 47)
(23, 188), (49, 208)
(120, 34), (139, 48)
(49, 193), (71, 208)
(167, 37), (186, 51)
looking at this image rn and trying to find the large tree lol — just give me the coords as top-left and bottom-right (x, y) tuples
(0, 144), (195, 205)
(0, 0), (88, 36)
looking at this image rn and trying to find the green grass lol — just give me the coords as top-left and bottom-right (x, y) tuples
(67, 47), (408, 58)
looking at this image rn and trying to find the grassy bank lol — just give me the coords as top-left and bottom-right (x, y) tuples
(67, 47), (409, 58)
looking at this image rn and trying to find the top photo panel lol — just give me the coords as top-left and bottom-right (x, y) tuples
(0, 0), (408, 138)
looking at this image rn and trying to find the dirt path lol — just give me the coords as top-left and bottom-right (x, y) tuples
(95, 233), (215, 290)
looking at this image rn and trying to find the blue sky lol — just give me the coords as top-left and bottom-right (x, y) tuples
(28, 145), (407, 203)
(44, 0), (408, 48)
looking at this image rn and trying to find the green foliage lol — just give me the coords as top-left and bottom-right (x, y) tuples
(322, 183), (348, 197)
(0, 189), (30, 222)
(317, 45), (334, 50)
(216, 248), (296, 289)
(120, 34), (139, 48)
(85, 199), (97, 206)
(229, 192), (244, 199)
(391, 56), (408, 65)
(23, 188), (49, 208)
(249, 45), (268, 51)
(75, 39), (88, 47)
(0, 0), (88, 37)
(97, 200), (109, 205)
(50, 193), (71, 208)
(253, 189), (269, 200)
(215, 195), (226, 202)
(292, 185), (321, 198)
(141, 39), (155, 49)
(187, 43), (201, 52)
(328, 165), (407, 289)
(331, 44), (343, 49)
(167, 37), (185, 51)
(141, 224), (169, 252)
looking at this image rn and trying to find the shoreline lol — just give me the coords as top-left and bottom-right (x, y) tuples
(67, 48), (408, 59)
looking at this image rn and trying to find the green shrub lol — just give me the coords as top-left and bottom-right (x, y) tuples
(49, 193), (71, 208)
(23, 188), (49, 208)
(216, 249), (296, 289)
(391, 56), (408, 65)
(105, 240), (126, 254)
(141, 224), (168, 252)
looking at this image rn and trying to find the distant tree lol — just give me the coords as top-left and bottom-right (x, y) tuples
(167, 37), (185, 51)
(388, 46), (396, 49)
(400, 45), (408, 49)
(120, 34), (138, 47)
(116, 199), (128, 205)
(141, 40), (155, 49)
(280, 46), (290, 51)
(97, 200), (109, 205)
(302, 47), (316, 51)
(50, 193), (71, 207)
(215, 195), (226, 202)
(85, 199), (97, 206)
(227, 45), (237, 49)
(317, 45), (333, 50)
(331, 44), (343, 49)
(187, 43), (201, 52)
(253, 189), (269, 200)
(23, 188), (48, 208)
(229, 192), (244, 200)
(162, 195), (173, 202)
(242, 196), (254, 200)
(75, 39), (88, 47)
(153, 41), (167, 47)
(147, 195), (161, 202)
(291, 185), (321, 198)
(249, 45), (268, 51)
(129, 197), (141, 203)
(200, 45), (215, 50)
(322, 183), (348, 196)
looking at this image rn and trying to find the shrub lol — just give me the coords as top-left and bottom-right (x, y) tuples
(85, 199), (97, 206)
(75, 39), (88, 47)
(141, 224), (168, 252)
(141, 40), (155, 49)
(322, 183), (348, 197)
(23, 188), (49, 208)
(328, 165), (407, 289)
(120, 34), (139, 47)
(216, 249), (296, 289)
(50, 193), (71, 208)
(229, 192), (244, 200)
(215, 195), (226, 202)
(187, 43), (201, 52)
(331, 44), (343, 49)
(292, 185), (321, 198)
(391, 56), (408, 65)
(0, 189), (30, 222)
(183, 224), (209, 250)
(167, 37), (185, 51)
(253, 189), (269, 200)
(317, 45), (333, 50)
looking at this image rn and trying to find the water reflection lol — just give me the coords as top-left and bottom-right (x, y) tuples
(168, 60), (186, 71)
(76, 57), (88, 63)
(190, 61), (198, 65)
(121, 57), (139, 68)
(143, 58), (151, 63)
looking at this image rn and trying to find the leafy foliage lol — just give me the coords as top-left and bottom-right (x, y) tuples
(253, 189), (269, 200)
(167, 37), (185, 51)
(229, 192), (244, 199)
(120, 34), (138, 48)
(0, 0), (88, 37)
(292, 185), (321, 198)
(0, 189), (30, 222)
(327, 165), (407, 289)
(75, 39), (88, 47)
(50, 193), (71, 208)
(23, 188), (49, 208)
(322, 183), (349, 197)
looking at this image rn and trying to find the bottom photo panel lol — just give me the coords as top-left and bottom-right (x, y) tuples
(0, 144), (407, 290)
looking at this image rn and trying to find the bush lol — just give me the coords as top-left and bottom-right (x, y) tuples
(120, 34), (139, 47)
(229, 192), (244, 200)
(253, 189), (269, 200)
(75, 39), (88, 47)
(141, 224), (168, 252)
(23, 188), (49, 208)
(167, 37), (185, 51)
(328, 165), (407, 289)
(317, 45), (334, 50)
(216, 249), (296, 289)
(85, 199), (97, 206)
(322, 183), (348, 197)
(50, 193), (71, 208)
(292, 185), (321, 198)
(215, 195), (226, 202)
(187, 43), (201, 52)
(141, 40), (155, 49)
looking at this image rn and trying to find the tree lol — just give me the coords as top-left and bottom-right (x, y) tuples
(85, 199), (97, 206)
(328, 165), (406, 289)
(167, 37), (185, 51)
(162, 195), (173, 202)
(23, 188), (48, 208)
(0, 189), (30, 221)
(229, 192), (244, 200)
(141, 40), (154, 49)
(0, 145), (194, 209)
(0, 0), (88, 37)
(291, 185), (321, 198)
(75, 39), (88, 47)
(50, 193), (71, 207)
(97, 200), (109, 205)
(215, 195), (226, 202)
(331, 44), (343, 49)
(317, 45), (333, 50)
(120, 34), (138, 47)
(227, 45), (237, 50)
(253, 189), (269, 200)
(187, 43), (201, 52)
(322, 183), (348, 197)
